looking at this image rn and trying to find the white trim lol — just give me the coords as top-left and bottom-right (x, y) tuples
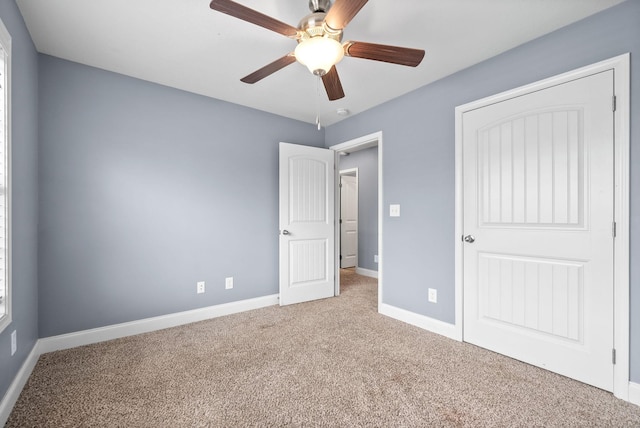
(0, 294), (279, 422)
(0, 16), (12, 334)
(38, 294), (278, 354)
(454, 54), (631, 401)
(1, 300), (635, 426)
(0, 342), (40, 427)
(611, 54), (630, 402)
(379, 303), (458, 340)
(355, 267), (378, 279)
(331, 131), (383, 309)
(339, 167), (358, 176)
(629, 382), (640, 407)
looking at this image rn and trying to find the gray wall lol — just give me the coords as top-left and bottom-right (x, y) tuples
(325, 0), (640, 382)
(338, 147), (378, 271)
(0, 0), (39, 403)
(2, 0), (639, 405)
(38, 55), (323, 337)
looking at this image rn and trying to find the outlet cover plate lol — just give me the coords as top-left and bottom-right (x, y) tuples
(10, 330), (16, 355)
(225, 277), (234, 290)
(197, 281), (205, 294)
(428, 288), (437, 303)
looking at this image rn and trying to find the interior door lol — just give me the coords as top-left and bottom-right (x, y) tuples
(462, 71), (615, 391)
(279, 142), (335, 306)
(340, 174), (358, 268)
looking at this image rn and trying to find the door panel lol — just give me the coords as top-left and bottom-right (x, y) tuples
(279, 143), (335, 305)
(463, 71), (614, 391)
(478, 253), (583, 342)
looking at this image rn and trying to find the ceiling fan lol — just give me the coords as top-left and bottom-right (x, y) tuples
(209, 0), (425, 101)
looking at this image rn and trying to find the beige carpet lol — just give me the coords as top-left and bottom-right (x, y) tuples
(7, 269), (640, 427)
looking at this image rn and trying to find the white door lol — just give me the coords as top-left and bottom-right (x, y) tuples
(462, 71), (614, 391)
(279, 142), (335, 306)
(340, 174), (358, 268)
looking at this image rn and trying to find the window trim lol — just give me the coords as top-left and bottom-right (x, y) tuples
(0, 17), (11, 334)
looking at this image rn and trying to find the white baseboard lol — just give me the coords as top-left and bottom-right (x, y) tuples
(0, 342), (42, 427)
(379, 303), (461, 341)
(39, 294), (279, 354)
(2, 295), (636, 424)
(629, 382), (640, 406)
(355, 267), (378, 278)
(379, 303), (639, 407)
(0, 294), (279, 423)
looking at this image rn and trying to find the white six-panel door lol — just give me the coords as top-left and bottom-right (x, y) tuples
(279, 143), (335, 306)
(462, 71), (615, 391)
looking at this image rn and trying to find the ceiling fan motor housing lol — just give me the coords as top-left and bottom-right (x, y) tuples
(296, 3), (344, 76)
(297, 12), (342, 42)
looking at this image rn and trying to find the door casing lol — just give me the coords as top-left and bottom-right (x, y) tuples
(330, 132), (382, 307)
(454, 54), (630, 401)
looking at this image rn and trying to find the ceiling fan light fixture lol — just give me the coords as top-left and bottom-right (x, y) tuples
(294, 36), (344, 76)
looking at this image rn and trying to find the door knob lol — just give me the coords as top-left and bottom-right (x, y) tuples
(282, 230), (291, 235)
(463, 235), (475, 243)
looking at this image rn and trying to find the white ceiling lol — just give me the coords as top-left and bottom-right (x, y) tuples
(16, 0), (624, 126)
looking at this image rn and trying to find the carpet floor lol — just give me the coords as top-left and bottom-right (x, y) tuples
(7, 269), (640, 427)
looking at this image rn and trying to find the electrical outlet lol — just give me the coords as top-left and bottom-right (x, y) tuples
(374, 255), (379, 263)
(225, 277), (234, 290)
(197, 281), (206, 294)
(389, 204), (401, 217)
(428, 288), (437, 303)
(11, 330), (16, 356)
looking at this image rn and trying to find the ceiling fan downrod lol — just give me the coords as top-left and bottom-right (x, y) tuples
(308, 0), (332, 13)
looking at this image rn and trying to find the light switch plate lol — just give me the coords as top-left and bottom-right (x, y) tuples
(390, 204), (400, 217)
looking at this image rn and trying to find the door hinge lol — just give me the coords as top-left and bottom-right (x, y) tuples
(612, 95), (617, 112)
(612, 221), (617, 238)
(339, 219), (343, 224)
(612, 348), (617, 365)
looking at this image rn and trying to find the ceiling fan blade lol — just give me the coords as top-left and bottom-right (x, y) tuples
(321, 66), (345, 101)
(210, 0), (299, 38)
(324, 0), (368, 31)
(241, 53), (296, 84)
(344, 41), (425, 67)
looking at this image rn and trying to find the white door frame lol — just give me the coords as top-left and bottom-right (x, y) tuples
(330, 132), (382, 308)
(454, 54), (630, 401)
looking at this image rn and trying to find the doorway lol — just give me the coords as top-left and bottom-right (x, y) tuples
(331, 132), (382, 308)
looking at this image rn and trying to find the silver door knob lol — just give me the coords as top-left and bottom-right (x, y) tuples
(281, 230), (291, 235)
(463, 235), (475, 243)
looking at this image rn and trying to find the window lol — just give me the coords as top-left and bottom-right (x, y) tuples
(0, 18), (10, 334)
